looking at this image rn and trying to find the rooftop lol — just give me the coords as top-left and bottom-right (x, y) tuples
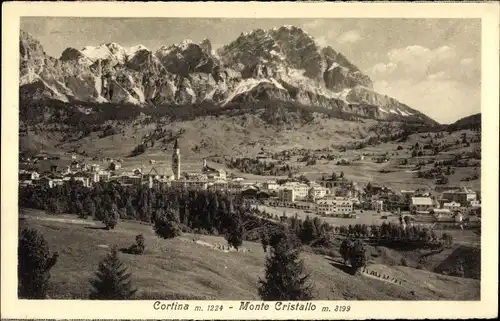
(411, 197), (433, 206)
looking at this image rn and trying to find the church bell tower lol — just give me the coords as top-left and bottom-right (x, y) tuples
(172, 139), (181, 180)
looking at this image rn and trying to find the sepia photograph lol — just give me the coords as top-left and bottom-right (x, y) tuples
(2, 1), (499, 320)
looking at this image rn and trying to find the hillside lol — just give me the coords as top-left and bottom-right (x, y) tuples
(19, 96), (428, 158)
(19, 209), (480, 300)
(446, 113), (481, 132)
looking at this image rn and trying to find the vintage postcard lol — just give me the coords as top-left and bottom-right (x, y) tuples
(2, 1), (499, 320)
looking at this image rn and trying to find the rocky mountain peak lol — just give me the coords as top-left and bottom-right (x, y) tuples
(200, 38), (212, 54)
(18, 28), (437, 125)
(20, 30), (46, 61)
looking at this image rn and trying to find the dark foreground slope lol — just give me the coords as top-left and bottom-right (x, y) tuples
(20, 209), (480, 300)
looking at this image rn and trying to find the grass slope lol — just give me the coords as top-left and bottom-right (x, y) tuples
(19, 209), (479, 300)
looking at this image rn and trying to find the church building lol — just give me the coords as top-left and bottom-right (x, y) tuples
(172, 139), (181, 180)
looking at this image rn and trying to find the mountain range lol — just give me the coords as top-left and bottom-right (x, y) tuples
(19, 26), (437, 125)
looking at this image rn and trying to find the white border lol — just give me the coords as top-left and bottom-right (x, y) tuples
(2, 1), (499, 319)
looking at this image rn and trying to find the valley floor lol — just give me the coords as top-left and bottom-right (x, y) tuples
(19, 209), (480, 301)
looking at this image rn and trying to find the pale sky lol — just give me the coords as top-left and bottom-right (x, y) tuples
(21, 18), (481, 124)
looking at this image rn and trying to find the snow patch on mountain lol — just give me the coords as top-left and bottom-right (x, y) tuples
(81, 45), (115, 63)
(398, 108), (413, 116)
(327, 62), (341, 72)
(280, 67), (342, 100)
(338, 88), (352, 103)
(269, 49), (286, 61)
(80, 43), (150, 64)
(126, 45), (149, 56)
(223, 78), (285, 105)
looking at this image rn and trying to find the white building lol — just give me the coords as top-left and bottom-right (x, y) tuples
(208, 180), (229, 191)
(442, 187), (477, 206)
(171, 179), (208, 190)
(401, 190), (416, 197)
(262, 180), (280, 191)
(117, 174), (142, 186)
(443, 201), (461, 212)
(281, 182), (309, 200)
(202, 159), (226, 180)
(410, 197), (434, 214)
(308, 182), (327, 200)
(227, 181), (244, 194)
(316, 197), (353, 216)
(19, 170), (39, 181)
(372, 200), (384, 211)
(470, 200), (481, 207)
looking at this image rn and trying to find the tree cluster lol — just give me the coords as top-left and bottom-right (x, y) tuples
(339, 238), (367, 274)
(19, 183), (260, 248)
(226, 157), (296, 176)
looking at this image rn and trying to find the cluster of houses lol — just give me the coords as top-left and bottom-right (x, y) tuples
(19, 158), (136, 188)
(264, 180), (358, 217)
(410, 187), (481, 215)
(261, 181), (481, 221)
(18, 145), (481, 224)
(19, 156), (237, 191)
(408, 187), (481, 221)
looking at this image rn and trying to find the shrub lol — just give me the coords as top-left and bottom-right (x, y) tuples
(89, 246), (137, 299)
(154, 210), (182, 239)
(124, 234), (145, 255)
(18, 228), (59, 299)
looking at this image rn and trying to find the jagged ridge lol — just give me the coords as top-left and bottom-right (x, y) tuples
(19, 26), (437, 125)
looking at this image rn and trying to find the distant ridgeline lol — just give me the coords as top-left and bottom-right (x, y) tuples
(19, 98), (433, 127)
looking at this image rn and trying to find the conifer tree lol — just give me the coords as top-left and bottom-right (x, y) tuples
(258, 229), (314, 300)
(299, 216), (317, 244)
(74, 199), (84, 218)
(18, 228), (59, 299)
(102, 203), (119, 230)
(225, 213), (244, 249)
(350, 240), (367, 273)
(260, 228), (270, 252)
(125, 199), (136, 219)
(89, 246), (137, 300)
(340, 238), (354, 264)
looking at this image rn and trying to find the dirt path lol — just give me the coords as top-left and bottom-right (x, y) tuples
(21, 215), (97, 226)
